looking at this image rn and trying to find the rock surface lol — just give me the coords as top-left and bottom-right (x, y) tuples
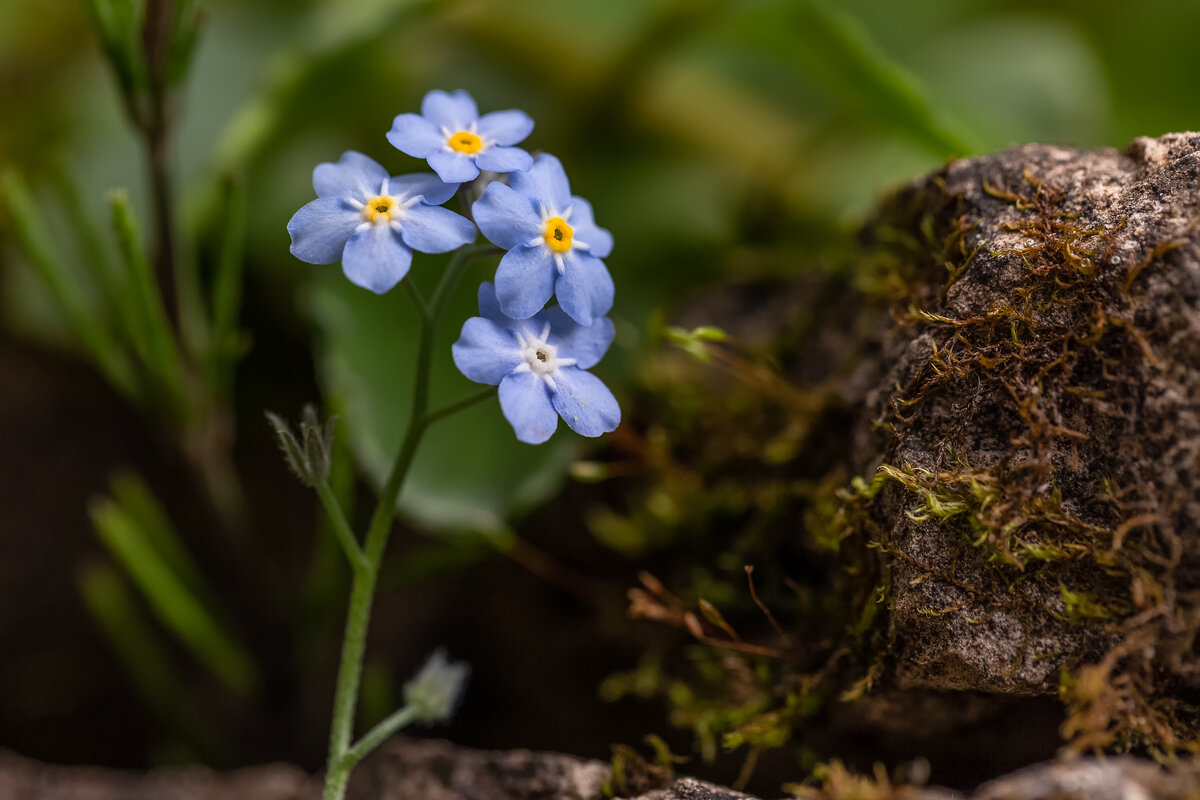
(850, 133), (1200, 745)
(972, 757), (1200, 800)
(0, 738), (747, 800)
(4, 740), (1200, 800)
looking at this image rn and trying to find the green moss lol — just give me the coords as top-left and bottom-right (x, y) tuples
(784, 760), (927, 800)
(598, 162), (1198, 779)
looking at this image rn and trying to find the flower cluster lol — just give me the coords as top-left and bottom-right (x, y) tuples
(288, 90), (619, 444)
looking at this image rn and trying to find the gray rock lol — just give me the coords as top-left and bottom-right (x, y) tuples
(853, 133), (1200, 726)
(972, 757), (1200, 800)
(0, 739), (748, 800)
(5, 739), (1200, 800)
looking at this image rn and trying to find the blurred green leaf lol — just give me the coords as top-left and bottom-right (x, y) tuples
(665, 325), (714, 363)
(166, 0), (202, 87)
(48, 159), (134, 333)
(730, 0), (981, 156)
(209, 0), (439, 178)
(1, 169), (138, 397)
(109, 188), (187, 415)
(306, 261), (578, 532)
(108, 472), (211, 600)
(207, 172), (248, 396)
(905, 14), (1112, 151)
(77, 562), (225, 762)
(90, 494), (258, 695)
(78, 561), (180, 712)
(82, 0), (148, 123)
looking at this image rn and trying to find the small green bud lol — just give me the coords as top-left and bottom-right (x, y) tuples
(403, 648), (470, 724)
(265, 405), (335, 487)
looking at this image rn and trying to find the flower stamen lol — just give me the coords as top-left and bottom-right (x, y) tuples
(448, 130), (484, 154)
(543, 217), (573, 253)
(361, 194), (420, 226)
(363, 195), (396, 224)
(517, 325), (569, 385)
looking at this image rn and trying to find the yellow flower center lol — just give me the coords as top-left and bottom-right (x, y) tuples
(448, 130), (483, 154)
(543, 217), (573, 253)
(363, 195), (395, 224)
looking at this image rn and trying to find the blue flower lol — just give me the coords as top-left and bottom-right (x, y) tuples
(287, 151), (476, 294)
(452, 283), (620, 444)
(472, 154), (614, 326)
(387, 89), (535, 184)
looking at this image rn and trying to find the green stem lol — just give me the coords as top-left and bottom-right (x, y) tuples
(321, 278), (434, 800)
(429, 244), (499, 320)
(321, 564), (375, 800)
(314, 479), (366, 571)
(342, 704), (419, 769)
(319, 243), (502, 800)
(425, 387), (496, 428)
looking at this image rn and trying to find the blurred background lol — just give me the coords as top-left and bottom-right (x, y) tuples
(2, 0), (1199, 793)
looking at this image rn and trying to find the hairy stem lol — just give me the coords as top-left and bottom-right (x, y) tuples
(320, 279), (433, 800)
(318, 245), (497, 800)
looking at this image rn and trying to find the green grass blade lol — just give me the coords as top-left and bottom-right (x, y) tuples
(90, 496), (258, 695)
(77, 562), (229, 761)
(0, 169), (139, 398)
(751, 0), (982, 156)
(47, 160), (146, 347)
(109, 188), (188, 415)
(108, 472), (211, 601)
(207, 172), (248, 398)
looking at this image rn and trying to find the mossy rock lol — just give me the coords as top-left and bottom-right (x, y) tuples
(850, 133), (1200, 750)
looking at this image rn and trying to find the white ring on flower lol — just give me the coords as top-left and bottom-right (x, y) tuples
(512, 323), (577, 391)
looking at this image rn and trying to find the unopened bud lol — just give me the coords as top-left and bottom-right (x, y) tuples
(403, 648), (470, 724)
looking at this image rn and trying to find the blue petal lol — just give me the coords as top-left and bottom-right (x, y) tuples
(473, 182), (541, 250)
(509, 154), (571, 214)
(532, 306), (615, 369)
(476, 110), (534, 146)
(499, 371), (558, 444)
(341, 224), (412, 294)
(313, 151), (388, 200)
(288, 197), (361, 264)
(387, 113), (444, 158)
(495, 244), (557, 319)
(475, 146), (533, 174)
(569, 196), (614, 258)
(550, 367), (620, 438)
(399, 204), (476, 254)
(452, 317), (521, 385)
(388, 173), (458, 206)
(421, 89), (479, 131)
(476, 282), (507, 322)
(555, 251), (614, 326)
(428, 150), (480, 184)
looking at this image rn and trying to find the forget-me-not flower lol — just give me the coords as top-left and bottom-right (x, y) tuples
(287, 151), (475, 294)
(387, 90), (534, 184)
(472, 154), (614, 326)
(453, 283), (620, 444)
